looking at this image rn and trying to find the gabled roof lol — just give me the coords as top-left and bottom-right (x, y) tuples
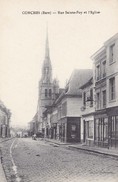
(79, 77), (93, 89)
(54, 69), (93, 104)
(65, 69), (93, 96)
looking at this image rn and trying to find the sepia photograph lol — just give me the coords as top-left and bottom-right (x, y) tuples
(0, 0), (118, 181)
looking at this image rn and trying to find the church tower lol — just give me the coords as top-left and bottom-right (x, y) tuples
(37, 29), (56, 132)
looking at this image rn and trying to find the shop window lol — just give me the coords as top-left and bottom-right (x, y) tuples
(109, 116), (118, 147)
(109, 77), (115, 101)
(71, 125), (76, 131)
(87, 121), (94, 139)
(111, 116), (116, 138)
(104, 118), (108, 140)
(95, 118), (108, 142)
(116, 116), (118, 137)
(71, 124), (77, 139)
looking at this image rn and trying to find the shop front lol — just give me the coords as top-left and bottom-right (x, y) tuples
(59, 117), (81, 143)
(94, 109), (108, 148)
(107, 106), (118, 148)
(67, 117), (81, 143)
(83, 115), (94, 147)
(59, 118), (67, 142)
(51, 123), (57, 139)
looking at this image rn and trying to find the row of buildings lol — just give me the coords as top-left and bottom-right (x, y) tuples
(0, 100), (11, 138)
(28, 32), (118, 149)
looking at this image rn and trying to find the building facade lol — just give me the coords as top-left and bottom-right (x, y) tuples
(105, 33), (118, 148)
(0, 100), (11, 138)
(91, 33), (118, 148)
(80, 77), (95, 146)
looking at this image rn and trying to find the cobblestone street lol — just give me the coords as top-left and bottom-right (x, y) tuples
(8, 138), (118, 182)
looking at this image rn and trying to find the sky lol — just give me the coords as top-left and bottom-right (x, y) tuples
(0, 0), (118, 128)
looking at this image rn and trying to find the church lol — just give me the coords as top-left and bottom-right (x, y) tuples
(37, 30), (59, 134)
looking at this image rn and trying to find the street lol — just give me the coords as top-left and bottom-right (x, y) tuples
(9, 138), (118, 182)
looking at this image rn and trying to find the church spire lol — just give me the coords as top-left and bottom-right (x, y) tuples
(45, 25), (50, 59)
(42, 25), (52, 83)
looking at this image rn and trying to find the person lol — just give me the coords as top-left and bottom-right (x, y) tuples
(32, 134), (36, 140)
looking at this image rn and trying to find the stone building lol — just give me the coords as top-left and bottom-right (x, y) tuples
(80, 77), (95, 146)
(105, 33), (118, 148)
(0, 100), (11, 138)
(91, 33), (118, 148)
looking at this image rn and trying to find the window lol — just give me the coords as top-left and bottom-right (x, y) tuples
(95, 118), (108, 142)
(110, 44), (115, 63)
(71, 125), (76, 131)
(96, 92), (100, 109)
(96, 64), (100, 80)
(109, 77), (115, 101)
(111, 116), (116, 137)
(49, 89), (52, 97)
(83, 92), (86, 107)
(45, 89), (47, 97)
(102, 61), (106, 78)
(87, 120), (94, 138)
(90, 88), (93, 107)
(109, 116), (118, 147)
(102, 90), (106, 108)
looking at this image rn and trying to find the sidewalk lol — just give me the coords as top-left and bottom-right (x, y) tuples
(43, 138), (118, 158)
(44, 138), (71, 145)
(0, 160), (7, 182)
(0, 137), (16, 182)
(0, 145), (7, 182)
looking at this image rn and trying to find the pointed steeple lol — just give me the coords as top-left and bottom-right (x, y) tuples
(45, 25), (50, 59)
(42, 25), (52, 83)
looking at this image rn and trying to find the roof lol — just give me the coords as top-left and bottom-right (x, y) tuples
(65, 69), (93, 96)
(54, 69), (93, 104)
(0, 100), (11, 115)
(104, 33), (118, 46)
(79, 77), (93, 89)
(91, 46), (105, 60)
(91, 33), (118, 60)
